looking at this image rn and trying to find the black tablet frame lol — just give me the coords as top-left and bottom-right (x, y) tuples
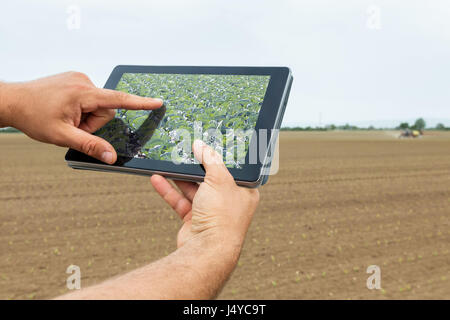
(65, 65), (292, 185)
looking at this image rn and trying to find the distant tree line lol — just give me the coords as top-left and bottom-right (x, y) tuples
(282, 118), (450, 131)
(281, 124), (384, 131)
(435, 123), (450, 130)
(280, 124), (374, 131)
(396, 118), (426, 130)
(396, 118), (449, 131)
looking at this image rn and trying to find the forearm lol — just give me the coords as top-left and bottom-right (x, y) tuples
(56, 234), (241, 300)
(0, 82), (11, 127)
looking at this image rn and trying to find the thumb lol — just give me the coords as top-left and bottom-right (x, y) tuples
(62, 125), (117, 164)
(192, 140), (233, 185)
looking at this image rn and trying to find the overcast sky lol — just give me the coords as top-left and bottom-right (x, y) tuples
(1, 0), (449, 126)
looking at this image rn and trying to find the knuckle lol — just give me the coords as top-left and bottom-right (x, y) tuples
(65, 71), (78, 77)
(66, 72), (93, 92)
(70, 71), (89, 81)
(80, 139), (98, 156)
(67, 81), (93, 95)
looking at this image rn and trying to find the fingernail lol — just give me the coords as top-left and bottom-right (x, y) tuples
(154, 98), (164, 104)
(101, 151), (113, 164)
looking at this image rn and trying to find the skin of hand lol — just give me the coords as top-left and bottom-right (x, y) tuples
(151, 139), (260, 250)
(57, 141), (259, 299)
(0, 72), (163, 164)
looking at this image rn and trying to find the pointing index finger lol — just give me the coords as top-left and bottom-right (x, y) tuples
(95, 88), (164, 110)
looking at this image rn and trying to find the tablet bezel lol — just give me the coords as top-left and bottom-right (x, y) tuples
(65, 65), (291, 184)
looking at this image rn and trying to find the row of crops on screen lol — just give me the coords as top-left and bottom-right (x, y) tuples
(109, 73), (269, 166)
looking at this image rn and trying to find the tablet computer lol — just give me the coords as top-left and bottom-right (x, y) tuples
(65, 65), (293, 187)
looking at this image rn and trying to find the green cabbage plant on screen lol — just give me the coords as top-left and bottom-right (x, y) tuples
(96, 73), (270, 167)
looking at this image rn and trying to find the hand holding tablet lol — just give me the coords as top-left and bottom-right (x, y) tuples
(65, 65), (293, 187)
(151, 139), (259, 248)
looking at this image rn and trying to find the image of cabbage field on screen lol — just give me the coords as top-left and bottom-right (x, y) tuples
(95, 73), (270, 167)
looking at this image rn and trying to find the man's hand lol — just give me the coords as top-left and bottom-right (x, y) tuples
(57, 141), (259, 299)
(0, 72), (163, 164)
(151, 140), (259, 253)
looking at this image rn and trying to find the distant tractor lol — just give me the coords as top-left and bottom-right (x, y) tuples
(399, 129), (422, 138)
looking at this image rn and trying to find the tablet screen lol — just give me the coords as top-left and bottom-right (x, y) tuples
(95, 73), (270, 168)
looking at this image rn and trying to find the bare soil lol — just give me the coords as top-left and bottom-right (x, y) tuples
(0, 131), (449, 299)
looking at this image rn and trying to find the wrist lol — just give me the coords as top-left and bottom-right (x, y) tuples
(0, 82), (20, 128)
(184, 230), (242, 268)
(172, 235), (241, 298)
